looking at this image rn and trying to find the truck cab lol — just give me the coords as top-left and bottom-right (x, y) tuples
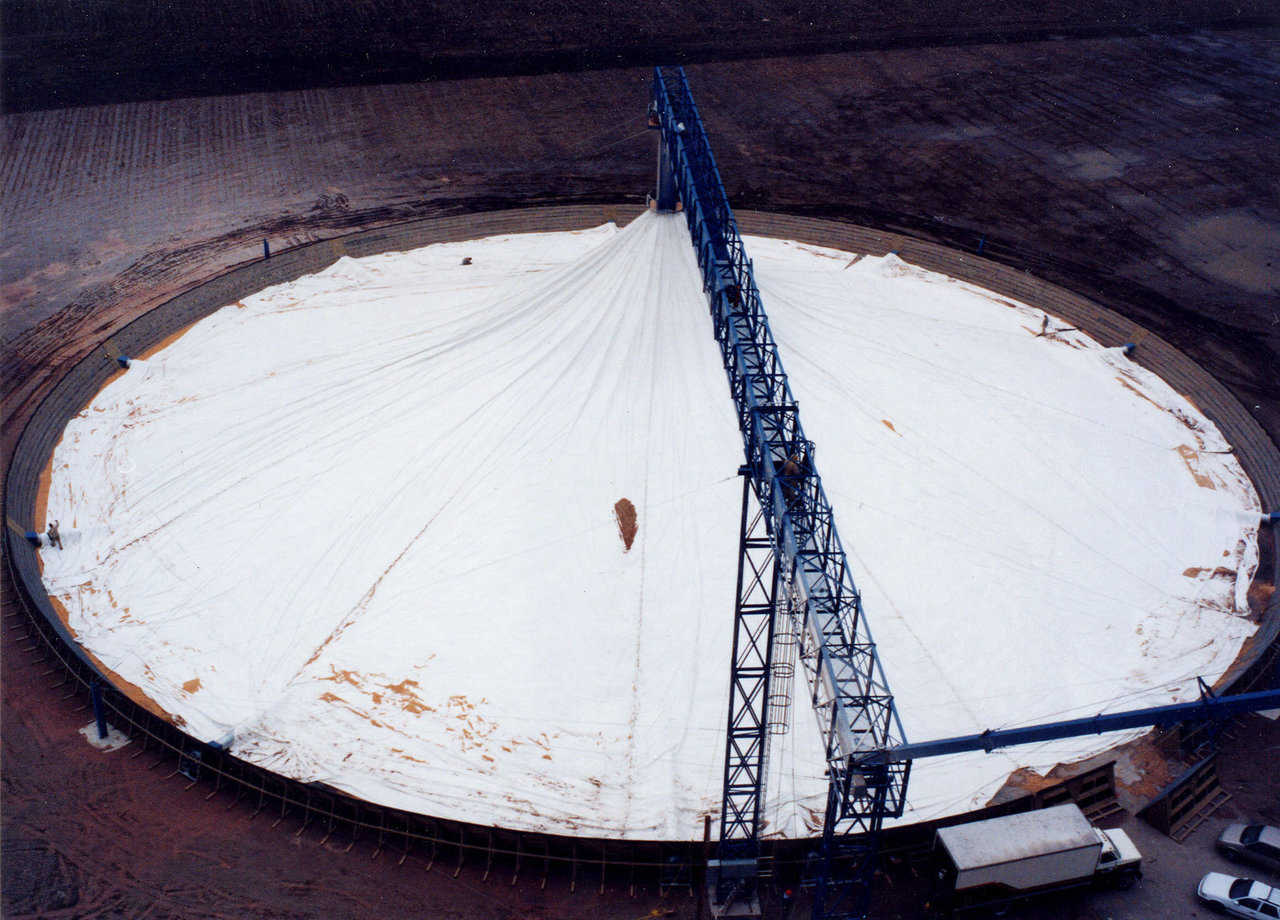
(1093, 826), (1142, 887)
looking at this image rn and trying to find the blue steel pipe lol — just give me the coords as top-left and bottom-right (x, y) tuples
(867, 687), (1280, 764)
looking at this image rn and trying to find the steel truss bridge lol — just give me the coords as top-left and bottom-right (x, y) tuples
(648, 65), (1280, 920)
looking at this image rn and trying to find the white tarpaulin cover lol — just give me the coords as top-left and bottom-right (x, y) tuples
(40, 212), (1260, 839)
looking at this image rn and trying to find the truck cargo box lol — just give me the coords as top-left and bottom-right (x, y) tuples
(936, 803), (1101, 893)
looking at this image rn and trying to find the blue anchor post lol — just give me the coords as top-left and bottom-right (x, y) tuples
(90, 679), (108, 740)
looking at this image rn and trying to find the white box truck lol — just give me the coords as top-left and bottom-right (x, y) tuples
(931, 803), (1141, 915)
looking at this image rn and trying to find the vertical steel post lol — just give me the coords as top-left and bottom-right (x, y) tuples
(711, 469), (780, 916)
(651, 75), (679, 211)
(90, 678), (108, 740)
(656, 138), (678, 211)
(811, 764), (889, 920)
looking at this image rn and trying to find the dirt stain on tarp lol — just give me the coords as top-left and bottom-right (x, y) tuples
(613, 498), (637, 551)
(1183, 566), (1236, 579)
(385, 677), (433, 714)
(320, 666), (363, 687)
(1176, 444), (1217, 490)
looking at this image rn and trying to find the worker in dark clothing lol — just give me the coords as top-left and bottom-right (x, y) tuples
(779, 450), (807, 511)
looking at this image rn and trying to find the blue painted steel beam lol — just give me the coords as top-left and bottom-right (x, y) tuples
(868, 687), (1280, 763)
(651, 61), (909, 806)
(651, 66), (907, 919)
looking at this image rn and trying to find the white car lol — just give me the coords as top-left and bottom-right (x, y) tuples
(1197, 872), (1280, 919)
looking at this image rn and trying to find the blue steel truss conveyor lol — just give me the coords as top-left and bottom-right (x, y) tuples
(650, 67), (909, 919)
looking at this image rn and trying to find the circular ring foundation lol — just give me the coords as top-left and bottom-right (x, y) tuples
(7, 205), (1278, 875)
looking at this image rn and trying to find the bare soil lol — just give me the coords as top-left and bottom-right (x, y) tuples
(4, 0), (1276, 113)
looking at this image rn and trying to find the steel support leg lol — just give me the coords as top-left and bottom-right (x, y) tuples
(710, 470), (780, 917)
(90, 678), (108, 739)
(811, 763), (893, 920)
(655, 127), (678, 211)
(651, 79), (679, 211)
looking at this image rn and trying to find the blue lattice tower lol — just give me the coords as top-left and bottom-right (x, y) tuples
(649, 67), (909, 920)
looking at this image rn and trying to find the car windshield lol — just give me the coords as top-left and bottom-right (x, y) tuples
(1230, 878), (1255, 899)
(1242, 825), (1264, 845)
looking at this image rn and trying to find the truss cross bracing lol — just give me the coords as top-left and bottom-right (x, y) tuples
(714, 471), (782, 914)
(649, 67), (910, 919)
(720, 471), (781, 857)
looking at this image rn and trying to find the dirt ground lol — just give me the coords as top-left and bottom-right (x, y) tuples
(3, 0), (1276, 113)
(2, 11), (1279, 920)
